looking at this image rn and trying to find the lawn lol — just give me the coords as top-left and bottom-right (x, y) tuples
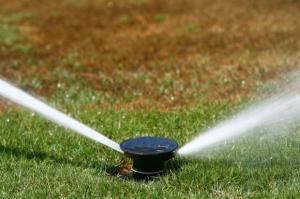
(0, 0), (300, 198)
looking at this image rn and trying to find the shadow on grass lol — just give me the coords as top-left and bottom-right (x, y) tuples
(106, 157), (186, 182)
(165, 157), (186, 173)
(0, 144), (187, 182)
(3, 143), (298, 183)
(0, 144), (113, 171)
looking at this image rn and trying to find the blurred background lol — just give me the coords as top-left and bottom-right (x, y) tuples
(1, 0), (300, 111)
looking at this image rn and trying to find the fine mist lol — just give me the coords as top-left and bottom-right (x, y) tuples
(178, 72), (300, 157)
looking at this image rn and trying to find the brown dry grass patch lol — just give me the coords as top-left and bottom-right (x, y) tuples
(0, 0), (300, 110)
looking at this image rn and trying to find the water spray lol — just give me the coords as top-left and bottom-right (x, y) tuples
(2, 76), (300, 180)
(0, 79), (178, 179)
(0, 79), (122, 153)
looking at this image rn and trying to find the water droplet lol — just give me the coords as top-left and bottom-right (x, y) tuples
(241, 80), (246, 87)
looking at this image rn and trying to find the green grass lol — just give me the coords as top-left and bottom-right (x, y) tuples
(0, 24), (20, 46)
(1, 95), (300, 198)
(0, 11), (36, 55)
(1, 1), (300, 198)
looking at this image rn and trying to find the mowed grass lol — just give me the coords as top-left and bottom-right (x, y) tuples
(0, 93), (300, 198)
(1, 0), (300, 198)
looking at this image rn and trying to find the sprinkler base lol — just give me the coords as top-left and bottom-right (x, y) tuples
(120, 170), (165, 181)
(120, 136), (177, 178)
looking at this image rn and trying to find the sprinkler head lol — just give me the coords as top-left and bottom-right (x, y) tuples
(120, 136), (177, 178)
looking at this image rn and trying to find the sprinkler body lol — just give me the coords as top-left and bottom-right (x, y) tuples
(120, 136), (177, 178)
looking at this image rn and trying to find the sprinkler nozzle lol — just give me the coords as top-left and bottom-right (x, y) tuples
(120, 136), (177, 178)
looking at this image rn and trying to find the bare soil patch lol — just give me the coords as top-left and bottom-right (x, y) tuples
(1, 0), (300, 110)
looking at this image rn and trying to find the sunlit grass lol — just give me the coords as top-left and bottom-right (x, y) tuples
(0, 98), (300, 198)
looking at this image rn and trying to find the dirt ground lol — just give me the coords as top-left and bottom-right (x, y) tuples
(0, 0), (300, 110)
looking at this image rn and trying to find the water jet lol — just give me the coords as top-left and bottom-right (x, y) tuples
(120, 136), (177, 178)
(0, 79), (122, 153)
(0, 79), (179, 180)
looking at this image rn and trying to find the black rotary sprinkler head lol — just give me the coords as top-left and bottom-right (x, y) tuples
(120, 136), (178, 178)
